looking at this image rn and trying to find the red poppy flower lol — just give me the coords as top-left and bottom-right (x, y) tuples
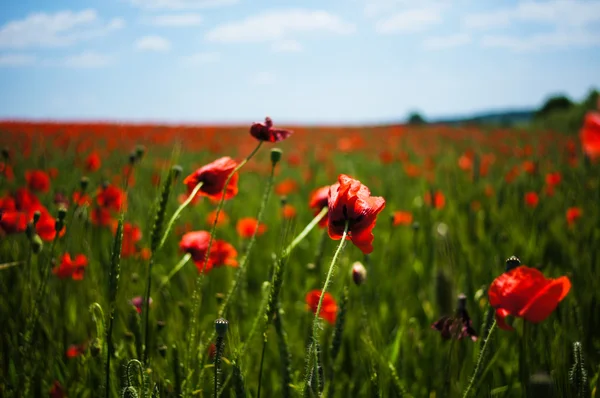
(566, 207), (582, 227)
(113, 222), (142, 258)
(66, 344), (85, 358)
(250, 117), (293, 142)
(48, 168), (59, 179)
(73, 191), (91, 206)
(524, 192), (539, 208)
(275, 178), (299, 196)
(0, 211), (28, 234)
(392, 211), (413, 226)
(424, 190), (445, 209)
(522, 160), (536, 175)
(0, 162), (14, 181)
(206, 209), (229, 227)
(282, 204), (297, 219)
(49, 380), (66, 398)
(305, 290), (337, 325)
(179, 231), (238, 273)
(236, 217), (267, 239)
(309, 185), (330, 227)
(85, 151), (101, 172)
(545, 172), (561, 186)
(328, 174), (386, 254)
(488, 266), (571, 331)
(580, 111), (600, 159)
(183, 157), (239, 201)
(90, 207), (113, 226)
(36, 212), (66, 241)
(25, 170), (51, 193)
(53, 253), (88, 280)
(96, 185), (126, 212)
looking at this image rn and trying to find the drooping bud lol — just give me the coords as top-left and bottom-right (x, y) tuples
(214, 318), (229, 338)
(270, 148), (283, 165)
(57, 206), (68, 221)
(90, 338), (102, 357)
(32, 210), (41, 226)
(351, 261), (367, 286)
(172, 165), (183, 180)
(135, 145), (146, 161)
(411, 221), (420, 231)
(158, 344), (168, 358)
(128, 152), (137, 165)
(215, 292), (225, 305)
(156, 320), (166, 332)
(31, 235), (43, 254)
(505, 256), (521, 272)
(457, 293), (467, 312)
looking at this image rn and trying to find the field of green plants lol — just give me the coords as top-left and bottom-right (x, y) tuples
(1, 113), (599, 397)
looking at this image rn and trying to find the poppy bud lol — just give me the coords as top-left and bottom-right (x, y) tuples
(270, 148), (283, 165)
(124, 331), (135, 341)
(32, 210), (41, 226)
(102, 180), (109, 189)
(1, 147), (8, 160)
(280, 196), (288, 206)
(505, 256), (521, 272)
(26, 222), (35, 240)
(351, 261), (367, 285)
(457, 293), (467, 312)
(80, 177), (89, 192)
(90, 338), (102, 357)
(172, 165), (183, 180)
(411, 221), (420, 231)
(31, 234), (43, 254)
(214, 318), (229, 338)
(215, 292), (225, 305)
(57, 206), (68, 221)
(158, 344), (168, 358)
(128, 152), (137, 165)
(135, 145), (146, 161)
(131, 272), (139, 283)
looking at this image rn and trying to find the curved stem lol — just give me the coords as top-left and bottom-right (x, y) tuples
(157, 253), (192, 292)
(157, 181), (204, 251)
(282, 206), (328, 258)
(303, 220), (349, 395)
(462, 320), (497, 398)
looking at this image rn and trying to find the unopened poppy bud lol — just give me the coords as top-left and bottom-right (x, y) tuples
(214, 318), (229, 338)
(270, 148), (283, 165)
(128, 152), (137, 165)
(411, 221), (420, 231)
(31, 234), (43, 253)
(280, 196), (288, 206)
(505, 256), (521, 272)
(215, 292), (225, 305)
(124, 331), (135, 341)
(102, 180), (109, 189)
(172, 165), (183, 179)
(265, 116), (273, 128)
(1, 147), (9, 160)
(32, 210), (41, 225)
(57, 206), (68, 221)
(80, 177), (89, 192)
(90, 338), (102, 357)
(158, 344), (168, 358)
(457, 293), (467, 312)
(131, 272), (139, 283)
(135, 145), (146, 161)
(352, 261), (367, 285)
(26, 222), (35, 239)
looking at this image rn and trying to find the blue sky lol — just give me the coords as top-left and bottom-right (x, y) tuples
(0, 0), (599, 124)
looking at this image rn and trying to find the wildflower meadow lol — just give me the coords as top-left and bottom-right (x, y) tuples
(1, 111), (600, 398)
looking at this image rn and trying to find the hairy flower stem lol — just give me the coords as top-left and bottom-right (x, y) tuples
(157, 181), (204, 251)
(157, 253), (192, 292)
(256, 335), (268, 398)
(462, 320), (497, 397)
(303, 220), (349, 395)
(214, 335), (225, 398)
(185, 141), (262, 395)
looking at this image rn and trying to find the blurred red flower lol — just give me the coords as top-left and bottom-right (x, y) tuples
(524, 192), (539, 208)
(282, 204), (297, 219)
(53, 253), (88, 280)
(566, 207), (582, 227)
(250, 117), (293, 142)
(424, 190), (445, 209)
(580, 111), (600, 159)
(328, 174), (386, 254)
(179, 230), (238, 273)
(85, 151), (101, 172)
(392, 211), (413, 226)
(96, 185), (126, 212)
(489, 265), (571, 330)
(305, 290), (337, 325)
(236, 217), (267, 239)
(183, 157), (239, 201)
(309, 185), (330, 227)
(25, 170), (51, 193)
(275, 178), (299, 196)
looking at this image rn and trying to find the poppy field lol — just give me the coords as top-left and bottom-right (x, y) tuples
(1, 114), (600, 398)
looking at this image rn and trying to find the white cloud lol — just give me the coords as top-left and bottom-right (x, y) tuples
(271, 39), (303, 53)
(250, 72), (276, 86)
(129, 0), (237, 10)
(205, 9), (355, 43)
(463, 0), (600, 30)
(375, 7), (442, 34)
(481, 30), (600, 51)
(179, 52), (220, 65)
(62, 51), (114, 68)
(143, 14), (203, 27)
(0, 53), (36, 66)
(364, 0), (439, 17)
(135, 35), (172, 52)
(423, 33), (471, 50)
(0, 9), (124, 49)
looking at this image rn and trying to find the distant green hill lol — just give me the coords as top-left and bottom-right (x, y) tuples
(431, 109), (534, 126)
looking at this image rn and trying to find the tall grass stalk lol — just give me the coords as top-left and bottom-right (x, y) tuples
(462, 320), (497, 397)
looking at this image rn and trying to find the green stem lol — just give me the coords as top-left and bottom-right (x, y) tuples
(185, 141), (263, 396)
(303, 220), (349, 395)
(142, 255), (154, 365)
(257, 335), (268, 398)
(157, 181), (204, 251)
(462, 320), (497, 398)
(282, 206), (328, 258)
(157, 253), (192, 292)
